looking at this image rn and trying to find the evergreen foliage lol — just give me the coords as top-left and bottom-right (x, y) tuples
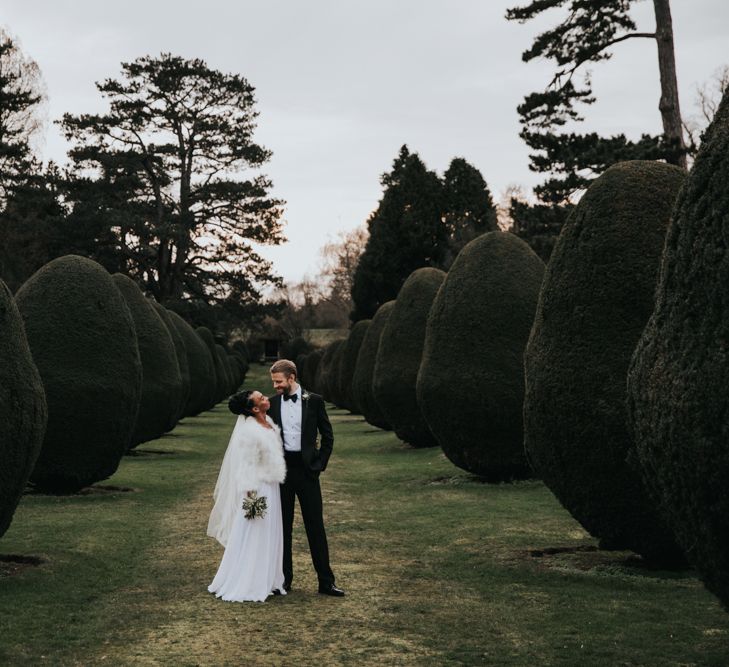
(16, 256), (142, 491)
(0, 279), (47, 535)
(417, 232), (544, 479)
(337, 320), (371, 413)
(352, 301), (395, 431)
(316, 339), (345, 403)
(628, 92), (729, 604)
(506, 0), (686, 202)
(196, 327), (224, 404)
(167, 309), (216, 416)
(112, 273), (182, 446)
(351, 148), (496, 321)
(524, 160), (686, 563)
(151, 300), (191, 424)
(373, 269), (445, 447)
(60, 53), (285, 330)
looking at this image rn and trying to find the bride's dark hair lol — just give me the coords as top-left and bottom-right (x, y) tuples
(228, 390), (256, 416)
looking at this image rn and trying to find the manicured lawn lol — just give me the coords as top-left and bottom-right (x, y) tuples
(1, 364), (728, 665)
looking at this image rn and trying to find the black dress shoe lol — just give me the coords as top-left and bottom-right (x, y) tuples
(318, 583), (345, 597)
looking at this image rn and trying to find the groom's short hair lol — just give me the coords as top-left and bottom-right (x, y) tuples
(270, 359), (297, 378)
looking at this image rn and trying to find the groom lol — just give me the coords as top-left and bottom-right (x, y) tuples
(268, 359), (344, 597)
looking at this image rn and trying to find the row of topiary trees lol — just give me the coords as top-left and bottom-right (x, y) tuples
(298, 89), (729, 610)
(1, 254), (248, 539)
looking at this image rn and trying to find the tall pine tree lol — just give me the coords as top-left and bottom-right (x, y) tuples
(350, 146), (445, 322)
(60, 53), (284, 329)
(506, 0), (686, 204)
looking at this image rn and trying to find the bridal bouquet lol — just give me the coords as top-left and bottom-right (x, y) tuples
(241, 491), (268, 520)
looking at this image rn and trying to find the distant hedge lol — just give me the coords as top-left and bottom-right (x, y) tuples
(151, 300), (190, 425)
(338, 320), (371, 413)
(17, 256), (142, 492)
(196, 327), (223, 404)
(417, 232), (544, 479)
(352, 301), (395, 431)
(373, 268), (444, 447)
(113, 274), (182, 447)
(0, 279), (47, 534)
(166, 310), (216, 416)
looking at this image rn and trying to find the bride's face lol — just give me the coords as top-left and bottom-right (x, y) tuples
(251, 391), (270, 414)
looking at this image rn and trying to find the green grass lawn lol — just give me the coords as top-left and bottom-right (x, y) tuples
(1, 364), (728, 666)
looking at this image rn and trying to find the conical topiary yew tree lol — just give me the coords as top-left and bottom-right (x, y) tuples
(0, 279), (47, 533)
(524, 160), (686, 564)
(16, 256), (142, 492)
(166, 310), (216, 416)
(338, 320), (371, 413)
(628, 91), (729, 603)
(113, 274), (182, 447)
(373, 268), (445, 447)
(151, 300), (191, 425)
(317, 339), (344, 404)
(196, 327), (223, 404)
(417, 232), (544, 480)
(352, 301), (395, 431)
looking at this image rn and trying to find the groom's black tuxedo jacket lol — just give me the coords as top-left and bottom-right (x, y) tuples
(268, 389), (334, 475)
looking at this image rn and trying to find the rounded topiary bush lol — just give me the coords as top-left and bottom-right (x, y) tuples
(16, 256), (142, 492)
(628, 92), (729, 602)
(215, 344), (234, 396)
(338, 320), (371, 413)
(417, 232), (544, 479)
(317, 339), (344, 403)
(303, 349), (323, 394)
(374, 268), (445, 447)
(151, 300), (190, 424)
(327, 340), (348, 408)
(352, 301), (395, 430)
(112, 274), (182, 447)
(0, 279), (47, 534)
(524, 161), (686, 563)
(296, 352), (309, 385)
(166, 310), (216, 416)
(196, 327), (223, 404)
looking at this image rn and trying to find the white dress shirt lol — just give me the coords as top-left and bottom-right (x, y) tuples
(281, 386), (303, 452)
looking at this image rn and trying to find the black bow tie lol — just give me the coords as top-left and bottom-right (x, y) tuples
(283, 393), (298, 403)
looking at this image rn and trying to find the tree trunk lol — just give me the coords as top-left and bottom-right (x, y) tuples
(653, 0), (687, 170)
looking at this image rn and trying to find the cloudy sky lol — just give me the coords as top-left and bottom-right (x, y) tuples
(3, 1), (726, 283)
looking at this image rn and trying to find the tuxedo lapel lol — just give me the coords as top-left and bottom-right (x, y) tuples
(301, 388), (308, 436)
(271, 394), (283, 430)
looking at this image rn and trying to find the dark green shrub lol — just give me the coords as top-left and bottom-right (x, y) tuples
(196, 327), (223, 404)
(0, 279), (47, 533)
(628, 92), (729, 602)
(151, 300), (190, 424)
(303, 349), (322, 394)
(525, 161), (686, 563)
(374, 268), (445, 447)
(113, 274), (182, 446)
(232, 339), (250, 362)
(417, 232), (544, 480)
(214, 344), (233, 397)
(352, 301), (395, 430)
(281, 336), (313, 361)
(327, 340), (348, 408)
(228, 353), (246, 391)
(317, 339), (344, 403)
(16, 256), (142, 492)
(295, 353), (309, 384)
(337, 321), (371, 413)
(166, 310), (216, 416)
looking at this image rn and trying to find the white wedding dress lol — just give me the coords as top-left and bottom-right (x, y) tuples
(207, 415), (287, 602)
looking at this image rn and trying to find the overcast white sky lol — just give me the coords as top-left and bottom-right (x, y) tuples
(2, 1), (727, 283)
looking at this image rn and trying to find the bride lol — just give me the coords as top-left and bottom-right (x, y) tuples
(207, 389), (287, 602)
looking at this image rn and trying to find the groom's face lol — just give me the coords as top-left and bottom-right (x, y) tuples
(271, 371), (296, 395)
